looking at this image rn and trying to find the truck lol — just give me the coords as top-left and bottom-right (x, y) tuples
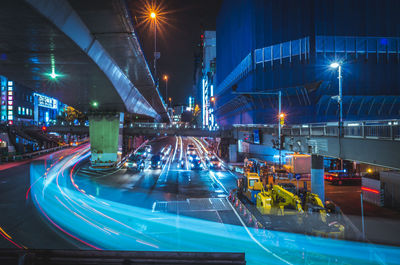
(235, 172), (345, 238)
(284, 154), (311, 175)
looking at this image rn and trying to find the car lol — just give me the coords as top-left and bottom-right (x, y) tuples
(187, 144), (196, 156)
(163, 145), (172, 156)
(144, 145), (152, 153)
(150, 154), (162, 169)
(177, 159), (185, 169)
(190, 157), (203, 170)
(324, 170), (361, 185)
(207, 156), (222, 169)
(187, 148), (196, 156)
(125, 155), (144, 171)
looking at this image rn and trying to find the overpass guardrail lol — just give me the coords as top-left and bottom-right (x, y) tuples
(281, 120), (400, 140)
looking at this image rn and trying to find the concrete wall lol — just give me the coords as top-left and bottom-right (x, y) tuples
(89, 115), (120, 165)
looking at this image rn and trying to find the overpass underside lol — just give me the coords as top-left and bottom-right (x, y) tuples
(0, 0), (171, 166)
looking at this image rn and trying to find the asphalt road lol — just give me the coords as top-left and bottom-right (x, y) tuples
(0, 147), (89, 249)
(0, 137), (399, 265)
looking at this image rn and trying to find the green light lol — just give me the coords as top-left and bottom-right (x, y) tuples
(92, 101), (98, 108)
(46, 54), (62, 80)
(48, 70), (60, 79)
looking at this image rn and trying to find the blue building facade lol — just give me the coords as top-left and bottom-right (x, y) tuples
(0, 75), (67, 126)
(215, 0), (400, 126)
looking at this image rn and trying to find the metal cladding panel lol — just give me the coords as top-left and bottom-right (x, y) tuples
(216, 0), (400, 126)
(26, 0), (156, 117)
(216, 0), (255, 94)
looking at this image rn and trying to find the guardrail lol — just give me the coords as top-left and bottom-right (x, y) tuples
(0, 139), (89, 162)
(0, 249), (245, 265)
(282, 120), (400, 140)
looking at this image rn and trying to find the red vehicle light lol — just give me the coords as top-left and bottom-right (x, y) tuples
(361, 187), (379, 194)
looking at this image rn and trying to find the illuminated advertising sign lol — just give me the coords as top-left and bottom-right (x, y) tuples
(7, 80), (13, 124)
(35, 93), (58, 109)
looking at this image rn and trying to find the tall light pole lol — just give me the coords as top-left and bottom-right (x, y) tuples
(163, 75), (168, 107)
(150, 12), (157, 83)
(330, 62), (343, 136)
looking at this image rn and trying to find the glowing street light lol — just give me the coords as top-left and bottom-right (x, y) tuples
(210, 96), (216, 103)
(150, 10), (158, 82)
(163, 74), (168, 107)
(330, 62), (343, 136)
(330, 62), (340, 69)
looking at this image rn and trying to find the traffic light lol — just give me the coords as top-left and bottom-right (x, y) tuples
(279, 113), (285, 125)
(42, 126), (47, 132)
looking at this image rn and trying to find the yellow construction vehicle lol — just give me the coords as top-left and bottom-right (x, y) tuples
(256, 185), (303, 217)
(236, 173), (345, 238)
(237, 172), (263, 204)
(302, 191), (345, 238)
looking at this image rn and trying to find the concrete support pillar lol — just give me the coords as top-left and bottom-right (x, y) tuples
(228, 143), (238, 163)
(311, 154), (324, 201)
(89, 113), (123, 168)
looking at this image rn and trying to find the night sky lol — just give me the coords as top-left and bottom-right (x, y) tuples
(129, 0), (222, 105)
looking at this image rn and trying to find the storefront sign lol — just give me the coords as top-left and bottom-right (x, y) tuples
(35, 93), (58, 109)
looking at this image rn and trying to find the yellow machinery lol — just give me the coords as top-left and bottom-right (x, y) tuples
(237, 172), (345, 238)
(256, 185), (303, 217)
(303, 192), (345, 238)
(238, 172), (263, 204)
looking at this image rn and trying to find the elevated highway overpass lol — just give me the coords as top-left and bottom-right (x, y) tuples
(27, 119), (400, 170)
(0, 0), (169, 166)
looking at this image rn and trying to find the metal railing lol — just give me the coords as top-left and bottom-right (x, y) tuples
(282, 120), (400, 140)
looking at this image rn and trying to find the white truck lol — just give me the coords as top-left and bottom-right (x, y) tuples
(284, 154), (311, 174)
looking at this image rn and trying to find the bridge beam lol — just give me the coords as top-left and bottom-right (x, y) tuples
(89, 113), (123, 168)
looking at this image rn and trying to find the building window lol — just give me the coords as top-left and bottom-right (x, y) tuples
(22, 107), (25, 115)
(8, 106), (12, 110)
(30, 109), (32, 116)
(26, 108), (29, 115)
(18, 107), (21, 114)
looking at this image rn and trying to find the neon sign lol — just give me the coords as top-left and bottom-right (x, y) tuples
(34, 93), (58, 109)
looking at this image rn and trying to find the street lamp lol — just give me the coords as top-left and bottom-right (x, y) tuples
(163, 75), (168, 106)
(150, 11), (158, 83)
(330, 62), (343, 136)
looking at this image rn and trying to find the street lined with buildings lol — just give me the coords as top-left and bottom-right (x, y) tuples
(0, 0), (400, 264)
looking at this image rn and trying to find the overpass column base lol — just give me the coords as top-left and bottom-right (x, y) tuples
(311, 154), (325, 202)
(228, 143), (238, 163)
(89, 113), (123, 168)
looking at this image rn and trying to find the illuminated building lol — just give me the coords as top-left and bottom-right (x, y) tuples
(215, 0), (400, 126)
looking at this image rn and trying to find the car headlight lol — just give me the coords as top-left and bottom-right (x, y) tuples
(124, 162), (128, 167)
(132, 163), (137, 167)
(191, 163), (194, 167)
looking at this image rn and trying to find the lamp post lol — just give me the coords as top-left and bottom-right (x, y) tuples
(330, 62), (343, 136)
(163, 75), (168, 106)
(150, 12), (158, 83)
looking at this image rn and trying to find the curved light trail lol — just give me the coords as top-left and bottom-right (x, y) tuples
(27, 143), (400, 265)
